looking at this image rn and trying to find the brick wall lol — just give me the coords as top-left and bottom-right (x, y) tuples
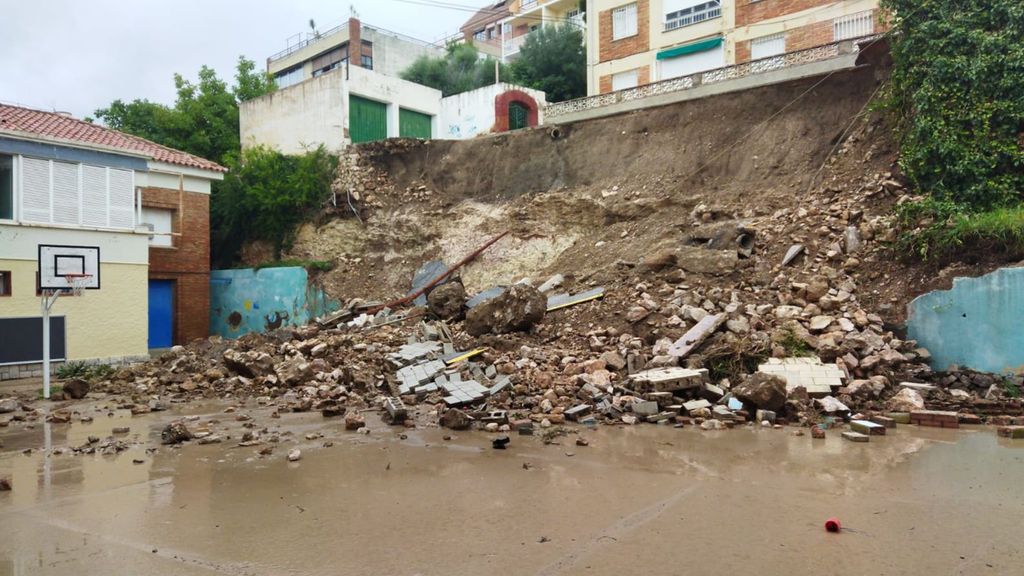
(785, 19), (834, 52)
(735, 41), (751, 64)
(349, 18), (363, 68)
(736, 0), (836, 27)
(598, 65), (652, 94)
(141, 187), (210, 345)
(598, 0), (650, 63)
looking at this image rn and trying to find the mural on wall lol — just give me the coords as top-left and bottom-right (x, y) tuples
(210, 267), (340, 339)
(907, 267), (1024, 374)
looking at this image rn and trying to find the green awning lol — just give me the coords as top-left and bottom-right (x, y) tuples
(656, 37), (723, 60)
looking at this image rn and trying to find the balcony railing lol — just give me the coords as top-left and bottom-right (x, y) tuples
(503, 33), (530, 58)
(547, 34), (882, 121)
(665, 1), (721, 32)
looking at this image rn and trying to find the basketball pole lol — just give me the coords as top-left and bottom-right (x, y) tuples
(40, 289), (60, 400)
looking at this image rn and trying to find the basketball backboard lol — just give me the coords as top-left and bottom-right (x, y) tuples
(38, 244), (100, 290)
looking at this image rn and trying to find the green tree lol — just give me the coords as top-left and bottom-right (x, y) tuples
(234, 56), (277, 103)
(211, 145), (338, 266)
(401, 43), (508, 97)
(510, 25), (586, 103)
(882, 0), (1024, 209)
(94, 56), (275, 166)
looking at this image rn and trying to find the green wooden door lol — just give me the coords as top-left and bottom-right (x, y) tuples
(349, 95), (388, 144)
(399, 108), (432, 139)
(509, 102), (528, 130)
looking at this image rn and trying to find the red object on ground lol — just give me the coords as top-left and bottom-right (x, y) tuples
(825, 518), (842, 532)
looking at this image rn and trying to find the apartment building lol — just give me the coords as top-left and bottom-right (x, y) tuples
(267, 18), (443, 89)
(461, 1), (513, 60)
(585, 0), (883, 95)
(499, 0), (586, 61)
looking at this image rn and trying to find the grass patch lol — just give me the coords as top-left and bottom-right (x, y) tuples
(776, 329), (815, 358)
(38, 385), (63, 399)
(894, 199), (1024, 261)
(1004, 379), (1022, 399)
(253, 259), (334, 273)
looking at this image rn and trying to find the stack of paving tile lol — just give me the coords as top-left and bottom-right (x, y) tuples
(397, 359), (447, 395)
(441, 376), (490, 406)
(389, 342), (442, 365)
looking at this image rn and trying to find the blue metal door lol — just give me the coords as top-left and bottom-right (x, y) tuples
(148, 280), (174, 348)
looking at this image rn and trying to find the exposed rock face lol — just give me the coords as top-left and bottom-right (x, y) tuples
(733, 373), (788, 411)
(465, 284), (546, 336)
(161, 422), (193, 445)
(62, 378), (90, 400)
(428, 282), (467, 320)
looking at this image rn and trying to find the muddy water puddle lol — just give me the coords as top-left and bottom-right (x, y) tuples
(2, 408), (1023, 576)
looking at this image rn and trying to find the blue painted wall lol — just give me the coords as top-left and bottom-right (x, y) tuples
(209, 267), (340, 339)
(907, 267), (1024, 374)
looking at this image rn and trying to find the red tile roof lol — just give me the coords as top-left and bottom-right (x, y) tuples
(0, 104), (227, 173)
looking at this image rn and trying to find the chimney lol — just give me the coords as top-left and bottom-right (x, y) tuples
(348, 18), (362, 68)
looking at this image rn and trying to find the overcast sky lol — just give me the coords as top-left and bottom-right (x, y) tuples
(0, 0), (485, 119)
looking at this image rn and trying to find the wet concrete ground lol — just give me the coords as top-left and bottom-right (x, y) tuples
(2, 405), (1023, 576)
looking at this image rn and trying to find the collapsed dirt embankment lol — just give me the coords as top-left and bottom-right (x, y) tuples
(283, 59), (904, 308)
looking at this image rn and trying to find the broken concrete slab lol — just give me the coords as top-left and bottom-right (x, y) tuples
(842, 431), (870, 443)
(997, 426), (1024, 439)
(668, 314), (726, 358)
(782, 244), (805, 266)
(870, 415), (896, 428)
(547, 287), (605, 312)
(537, 274), (565, 294)
(632, 400), (660, 417)
(565, 404), (593, 421)
(757, 357), (843, 395)
(850, 419), (886, 436)
(683, 399), (712, 412)
(899, 382), (938, 393)
(629, 367), (708, 393)
(409, 260), (449, 306)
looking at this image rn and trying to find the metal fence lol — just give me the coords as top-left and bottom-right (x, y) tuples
(546, 35), (881, 121)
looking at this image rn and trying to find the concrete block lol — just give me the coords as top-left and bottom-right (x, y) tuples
(887, 412), (911, 424)
(870, 415), (896, 428)
(842, 431), (870, 443)
(910, 410), (960, 428)
(629, 367), (708, 393)
(997, 426), (1024, 439)
(632, 400), (659, 417)
(683, 399), (712, 412)
(565, 404), (593, 421)
(850, 419), (886, 436)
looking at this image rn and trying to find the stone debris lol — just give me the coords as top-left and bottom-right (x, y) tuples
(161, 422), (193, 445)
(287, 449), (302, 462)
(842, 431), (870, 443)
(465, 284), (546, 336)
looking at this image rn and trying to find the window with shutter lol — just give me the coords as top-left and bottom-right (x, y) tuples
(612, 4), (638, 41)
(108, 168), (135, 229)
(51, 161), (80, 225)
(21, 157), (51, 223)
(81, 165), (108, 227)
(751, 33), (786, 60)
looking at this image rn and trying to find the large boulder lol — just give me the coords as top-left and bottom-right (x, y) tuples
(887, 388), (925, 412)
(440, 408), (472, 430)
(275, 357), (313, 387)
(427, 282), (467, 320)
(161, 422), (193, 445)
(62, 378), (90, 400)
(733, 373), (788, 411)
(0, 398), (18, 414)
(464, 284), (546, 336)
(222, 349), (274, 378)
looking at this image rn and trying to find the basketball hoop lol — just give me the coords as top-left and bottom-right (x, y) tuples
(62, 273), (93, 297)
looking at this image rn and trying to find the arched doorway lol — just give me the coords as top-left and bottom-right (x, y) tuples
(509, 102), (529, 130)
(493, 89), (540, 132)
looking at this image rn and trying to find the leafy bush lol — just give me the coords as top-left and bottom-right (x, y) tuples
(402, 43), (509, 97)
(881, 0), (1024, 209)
(211, 145), (338, 266)
(56, 362), (115, 381)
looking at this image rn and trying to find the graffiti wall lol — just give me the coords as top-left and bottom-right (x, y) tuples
(907, 267), (1024, 374)
(209, 267), (340, 339)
